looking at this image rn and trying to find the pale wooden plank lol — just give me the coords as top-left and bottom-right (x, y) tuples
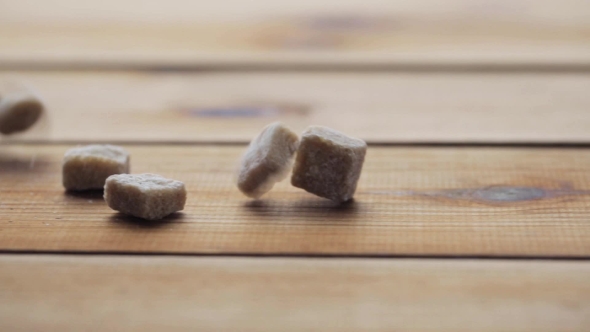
(0, 255), (588, 332)
(1, 0), (589, 66)
(1, 144), (590, 256)
(2, 71), (590, 143)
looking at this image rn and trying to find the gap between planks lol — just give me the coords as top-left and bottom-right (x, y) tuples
(3, 62), (590, 73)
(1, 250), (590, 261)
(7, 141), (590, 149)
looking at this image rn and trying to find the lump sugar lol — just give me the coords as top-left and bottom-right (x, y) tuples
(237, 122), (299, 198)
(104, 173), (187, 220)
(63, 144), (130, 191)
(291, 126), (367, 203)
(0, 93), (44, 135)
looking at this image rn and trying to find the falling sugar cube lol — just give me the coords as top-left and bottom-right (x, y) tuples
(0, 92), (44, 135)
(62, 145), (130, 191)
(291, 126), (367, 203)
(237, 122), (299, 198)
(104, 173), (187, 220)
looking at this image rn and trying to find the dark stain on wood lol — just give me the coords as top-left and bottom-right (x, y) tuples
(301, 14), (398, 32)
(367, 184), (590, 205)
(178, 102), (310, 119)
(441, 186), (548, 202)
(255, 14), (398, 50)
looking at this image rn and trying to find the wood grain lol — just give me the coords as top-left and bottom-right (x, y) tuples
(2, 71), (590, 143)
(1, 144), (590, 256)
(0, 255), (588, 332)
(1, 0), (589, 67)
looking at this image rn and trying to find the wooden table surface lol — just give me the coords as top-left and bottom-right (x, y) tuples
(1, 1), (590, 331)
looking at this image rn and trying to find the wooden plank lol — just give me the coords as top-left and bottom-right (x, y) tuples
(2, 71), (590, 143)
(1, 0), (589, 67)
(1, 144), (590, 256)
(0, 255), (588, 332)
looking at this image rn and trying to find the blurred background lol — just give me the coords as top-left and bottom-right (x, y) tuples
(1, 0), (589, 143)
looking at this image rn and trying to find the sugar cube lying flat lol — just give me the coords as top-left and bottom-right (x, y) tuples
(104, 173), (187, 220)
(0, 93), (44, 135)
(291, 126), (367, 203)
(238, 122), (300, 198)
(62, 145), (130, 191)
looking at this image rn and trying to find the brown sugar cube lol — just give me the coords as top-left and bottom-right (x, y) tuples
(104, 173), (187, 220)
(62, 145), (130, 191)
(0, 92), (44, 135)
(291, 126), (367, 203)
(237, 122), (299, 198)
